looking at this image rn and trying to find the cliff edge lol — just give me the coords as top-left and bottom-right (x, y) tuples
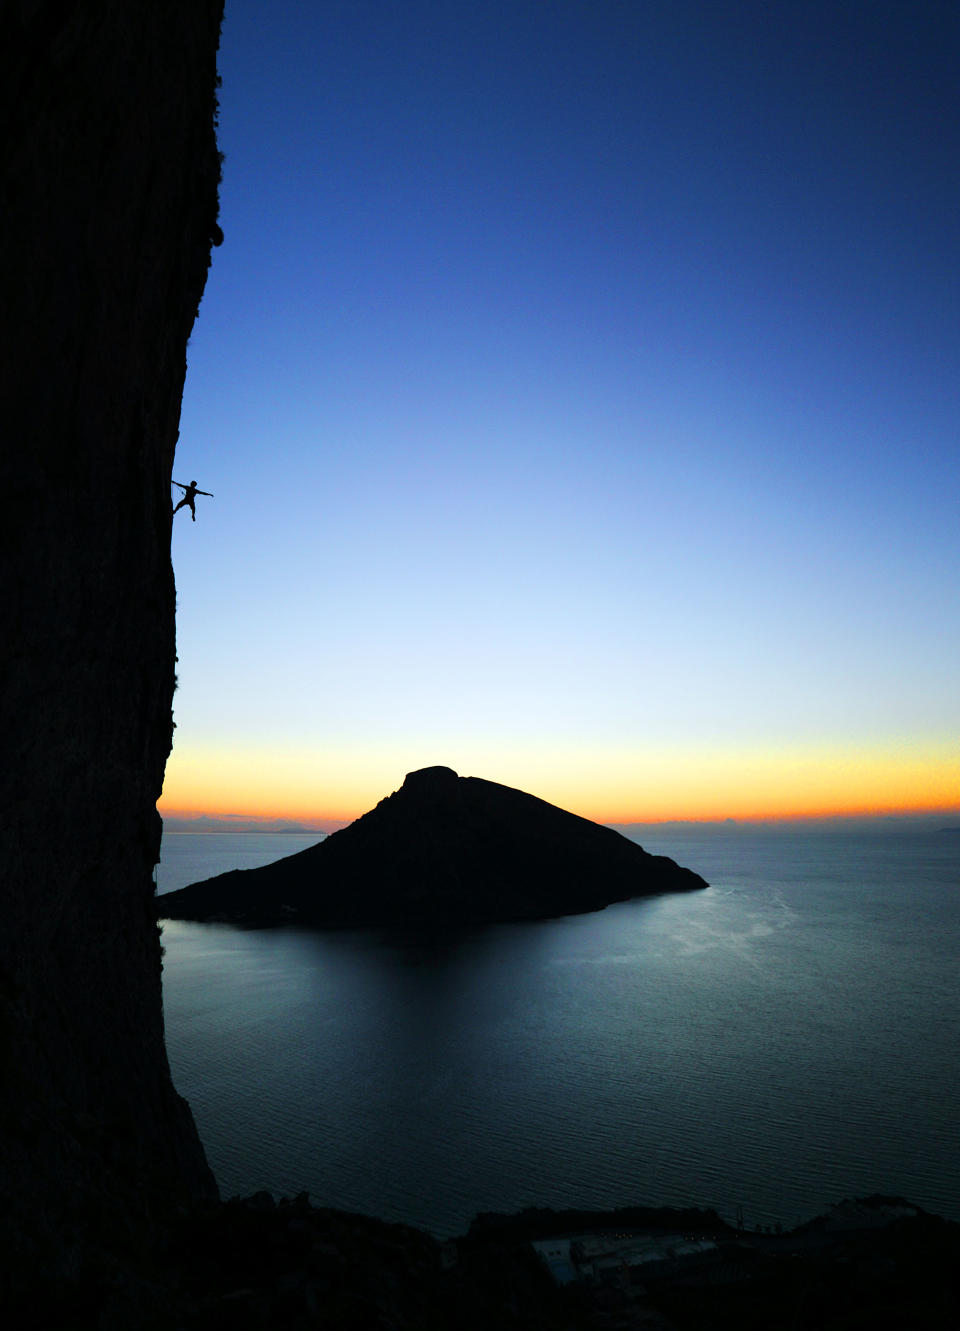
(1, 0), (223, 1304)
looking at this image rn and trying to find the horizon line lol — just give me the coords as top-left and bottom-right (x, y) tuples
(159, 802), (960, 831)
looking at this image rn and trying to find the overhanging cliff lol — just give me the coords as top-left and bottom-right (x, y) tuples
(1, 0), (224, 1293)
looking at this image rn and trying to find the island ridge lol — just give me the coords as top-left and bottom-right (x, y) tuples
(159, 765), (708, 927)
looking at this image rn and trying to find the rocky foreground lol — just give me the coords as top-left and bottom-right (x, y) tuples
(159, 766), (708, 928)
(14, 1191), (958, 1329)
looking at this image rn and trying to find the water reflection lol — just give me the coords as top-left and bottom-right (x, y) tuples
(161, 833), (960, 1236)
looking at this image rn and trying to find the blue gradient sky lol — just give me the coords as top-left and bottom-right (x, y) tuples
(164, 0), (960, 824)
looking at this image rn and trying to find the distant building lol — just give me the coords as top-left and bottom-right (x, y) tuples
(534, 1231), (718, 1286)
(530, 1237), (577, 1284)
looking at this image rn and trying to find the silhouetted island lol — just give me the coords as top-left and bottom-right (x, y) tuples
(158, 765), (708, 927)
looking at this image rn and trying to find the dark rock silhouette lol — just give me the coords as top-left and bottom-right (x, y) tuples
(159, 765), (708, 927)
(2, 0), (222, 1312)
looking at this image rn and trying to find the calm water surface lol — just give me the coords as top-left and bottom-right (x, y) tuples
(159, 829), (959, 1235)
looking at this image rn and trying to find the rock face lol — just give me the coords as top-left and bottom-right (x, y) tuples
(1, 0), (222, 1293)
(160, 766), (708, 927)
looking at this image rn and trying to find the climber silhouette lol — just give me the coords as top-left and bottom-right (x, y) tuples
(173, 479), (213, 522)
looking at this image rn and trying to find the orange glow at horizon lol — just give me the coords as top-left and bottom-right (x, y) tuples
(159, 740), (960, 827)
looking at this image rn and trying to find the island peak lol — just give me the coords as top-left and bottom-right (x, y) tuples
(399, 764), (460, 792)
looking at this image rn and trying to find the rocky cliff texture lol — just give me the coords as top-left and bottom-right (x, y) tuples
(1, 0), (223, 1302)
(159, 765), (708, 927)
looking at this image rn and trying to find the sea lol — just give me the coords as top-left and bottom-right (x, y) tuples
(157, 827), (959, 1237)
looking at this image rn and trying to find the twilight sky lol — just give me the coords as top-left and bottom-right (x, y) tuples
(162, 0), (960, 826)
